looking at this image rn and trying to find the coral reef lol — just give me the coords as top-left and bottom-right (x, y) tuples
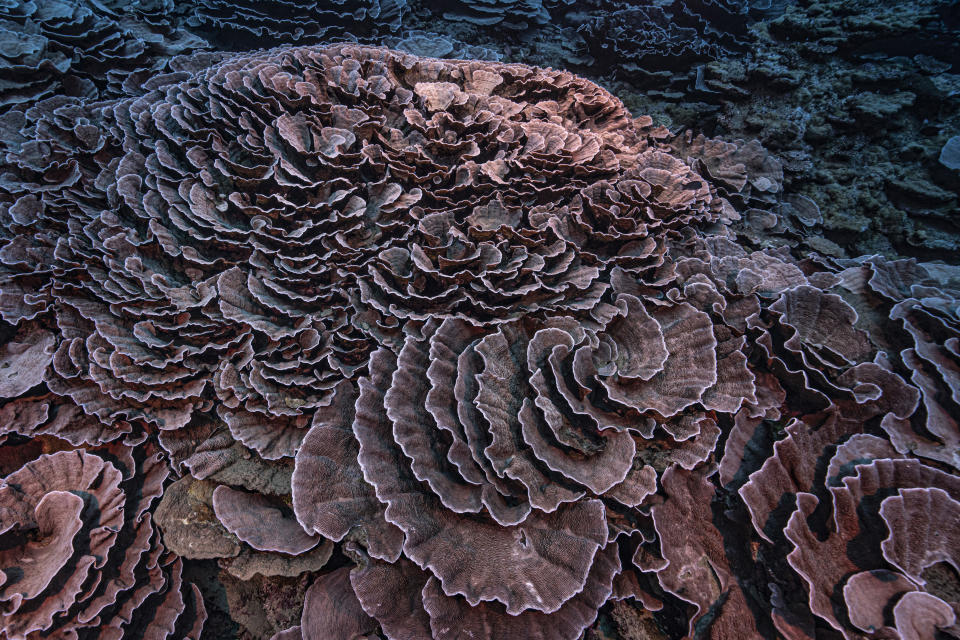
(372, 0), (960, 260)
(181, 0), (406, 49)
(610, 0), (960, 260)
(0, 424), (206, 638)
(1, 40), (958, 639)
(0, 0), (203, 109)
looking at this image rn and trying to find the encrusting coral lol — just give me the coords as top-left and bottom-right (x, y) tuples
(0, 43), (958, 639)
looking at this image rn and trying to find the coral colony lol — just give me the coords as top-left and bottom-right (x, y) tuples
(0, 2), (958, 640)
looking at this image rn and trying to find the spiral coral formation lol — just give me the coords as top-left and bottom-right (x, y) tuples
(0, 432), (206, 639)
(0, 44), (958, 639)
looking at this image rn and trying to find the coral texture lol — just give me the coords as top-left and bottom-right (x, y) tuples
(1, 41), (959, 640)
(0, 0), (203, 109)
(0, 429), (206, 639)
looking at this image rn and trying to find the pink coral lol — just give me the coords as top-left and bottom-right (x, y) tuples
(0, 436), (205, 639)
(0, 42), (959, 640)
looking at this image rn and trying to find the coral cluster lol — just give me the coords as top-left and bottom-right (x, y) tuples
(182, 0), (406, 49)
(0, 418), (206, 638)
(577, 0), (750, 75)
(0, 0), (203, 109)
(0, 42), (958, 640)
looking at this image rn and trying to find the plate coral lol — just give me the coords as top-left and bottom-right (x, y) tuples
(0, 5), (959, 640)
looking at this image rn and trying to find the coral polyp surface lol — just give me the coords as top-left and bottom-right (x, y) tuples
(1, 43), (959, 640)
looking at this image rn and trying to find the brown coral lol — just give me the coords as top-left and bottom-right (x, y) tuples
(1, 42), (960, 640)
(0, 43), (723, 457)
(0, 436), (205, 639)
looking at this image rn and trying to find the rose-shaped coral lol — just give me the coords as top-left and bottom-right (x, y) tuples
(2, 40), (960, 640)
(289, 240), (795, 637)
(291, 234), (764, 636)
(725, 255), (960, 640)
(0, 44), (726, 464)
(0, 436), (205, 639)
